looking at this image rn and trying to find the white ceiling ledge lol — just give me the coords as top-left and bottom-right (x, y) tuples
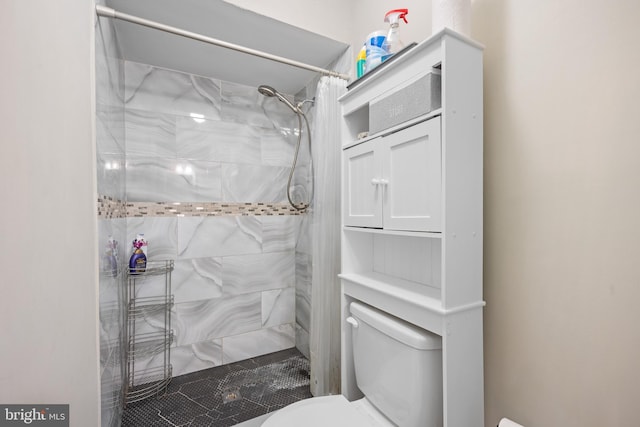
(106, 0), (349, 94)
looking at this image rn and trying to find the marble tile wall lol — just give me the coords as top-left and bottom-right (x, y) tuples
(95, 4), (126, 427)
(122, 61), (313, 377)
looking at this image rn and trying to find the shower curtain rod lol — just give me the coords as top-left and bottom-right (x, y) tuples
(95, 5), (350, 81)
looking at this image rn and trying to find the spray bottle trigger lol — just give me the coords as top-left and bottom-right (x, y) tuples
(384, 8), (409, 24)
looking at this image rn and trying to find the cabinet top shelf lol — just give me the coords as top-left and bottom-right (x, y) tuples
(339, 28), (484, 103)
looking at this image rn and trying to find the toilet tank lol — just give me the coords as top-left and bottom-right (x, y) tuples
(349, 302), (443, 427)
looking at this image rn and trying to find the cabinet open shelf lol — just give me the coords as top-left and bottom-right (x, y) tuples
(343, 109), (442, 149)
(340, 271), (441, 310)
(344, 225), (442, 239)
(340, 272), (445, 336)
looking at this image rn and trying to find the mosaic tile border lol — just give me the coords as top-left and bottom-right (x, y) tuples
(98, 195), (307, 219)
(98, 195), (127, 219)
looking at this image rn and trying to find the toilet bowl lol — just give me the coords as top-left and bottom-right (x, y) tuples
(262, 301), (443, 427)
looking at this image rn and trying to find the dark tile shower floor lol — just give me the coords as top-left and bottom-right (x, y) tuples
(122, 348), (312, 426)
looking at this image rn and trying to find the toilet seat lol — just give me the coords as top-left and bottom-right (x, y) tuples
(262, 395), (392, 427)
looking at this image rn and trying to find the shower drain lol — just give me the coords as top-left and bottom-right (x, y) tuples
(221, 386), (242, 404)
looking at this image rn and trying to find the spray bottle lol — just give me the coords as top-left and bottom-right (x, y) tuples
(129, 234), (147, 274)
(382, 9), (409, 61)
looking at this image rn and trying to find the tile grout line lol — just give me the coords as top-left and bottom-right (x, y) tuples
(179, 390), (211, 412)
(157, 413), (180, 426)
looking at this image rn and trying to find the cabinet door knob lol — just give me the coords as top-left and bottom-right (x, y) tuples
(371, 178), (381, 185)
(346, 317), (359, 329)
(379, 178), (389, 186)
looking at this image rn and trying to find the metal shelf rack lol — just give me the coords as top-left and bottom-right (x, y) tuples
(124, 260), (174, 405)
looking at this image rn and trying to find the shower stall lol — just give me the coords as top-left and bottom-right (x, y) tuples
(95, 1), (349, 425)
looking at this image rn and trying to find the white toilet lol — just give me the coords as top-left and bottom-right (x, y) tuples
(263, 301), (443, 427)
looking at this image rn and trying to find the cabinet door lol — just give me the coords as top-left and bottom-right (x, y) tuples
(343, 139), (382, 228)
(381, 118), (441, 232)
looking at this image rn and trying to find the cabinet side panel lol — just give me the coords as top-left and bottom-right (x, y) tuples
(441, 37), (484, 309)
(442, 308), (484, 426)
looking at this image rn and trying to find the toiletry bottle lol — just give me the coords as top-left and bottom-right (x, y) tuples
(365, 30), (387, 73)
(356, 45), (367, 78)
(382, 9), (409, 61)
(102, 236), (118, 277)
(129, 234), (147, 274)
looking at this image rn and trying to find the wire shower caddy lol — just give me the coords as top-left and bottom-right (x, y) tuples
(124, 260), (174, 405)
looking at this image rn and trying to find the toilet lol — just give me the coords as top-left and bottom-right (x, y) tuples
(263, 301), (443, 427)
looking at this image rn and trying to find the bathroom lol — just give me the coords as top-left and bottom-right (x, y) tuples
(3, 0), (640, 426)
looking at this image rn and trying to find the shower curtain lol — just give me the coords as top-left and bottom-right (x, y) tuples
(309, 76), (347, 396)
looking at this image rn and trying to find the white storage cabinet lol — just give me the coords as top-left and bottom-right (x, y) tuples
(339, 29), (485, 427)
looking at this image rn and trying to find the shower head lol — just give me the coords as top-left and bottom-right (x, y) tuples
(258, 84), (298, 113)
(258, 85), (277, 97)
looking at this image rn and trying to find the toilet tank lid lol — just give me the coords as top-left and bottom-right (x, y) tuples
(350, 302), (442, 350)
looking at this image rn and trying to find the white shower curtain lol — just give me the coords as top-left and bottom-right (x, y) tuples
(309, 75), (347, 396)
